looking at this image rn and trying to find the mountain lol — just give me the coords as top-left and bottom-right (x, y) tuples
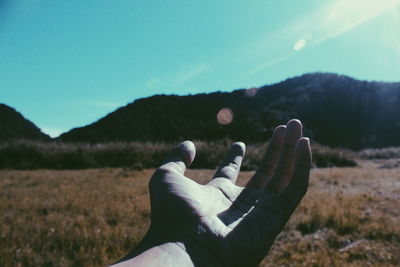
(0, 104), (50, 141)
(59, 73), (400, 149)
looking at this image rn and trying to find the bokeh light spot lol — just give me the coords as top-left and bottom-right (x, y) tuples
(217, 108), (233, 125)
(293, 39), (306, 51)
(245, 87), (258, 97)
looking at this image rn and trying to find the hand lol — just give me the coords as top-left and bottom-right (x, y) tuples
(116, 119), (311, 267)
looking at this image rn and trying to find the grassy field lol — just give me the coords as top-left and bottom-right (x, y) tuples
(1, 160), (399, 266)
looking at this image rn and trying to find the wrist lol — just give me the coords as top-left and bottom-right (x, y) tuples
(116, 225), (223, 267)
(148, 224), (224, 267)
(112, 242), (194, 267)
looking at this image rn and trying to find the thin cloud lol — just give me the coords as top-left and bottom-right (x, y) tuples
(246, 0), (400, 76)
(144, 63), (210, 91)
(145, 77), (161, 89)
(172, 63), (210, 86)
(312, 0), (400, 44)
(245, 55), (292, 76)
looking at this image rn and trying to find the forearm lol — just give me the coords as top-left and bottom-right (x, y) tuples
(111, 242), (194, 267)
(112, 225), (223, 267)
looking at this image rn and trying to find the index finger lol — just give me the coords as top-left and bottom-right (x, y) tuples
(158, 141), (196, 175)
(280, 137), (311, 211)
(265, 119), (302, 193)
(213, 142), (246, 184)
(246, 125), (286, 189)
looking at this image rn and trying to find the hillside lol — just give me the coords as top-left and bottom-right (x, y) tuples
(59, 73), (400, 149)
(0, 104), (50, 141)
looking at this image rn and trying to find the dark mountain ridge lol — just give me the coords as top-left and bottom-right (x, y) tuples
(0, 104), (50, 141)
(59, 72), (400, 149)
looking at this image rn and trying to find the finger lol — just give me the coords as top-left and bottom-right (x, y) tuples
(246, 125), (286, 189)
(158, 140), (196, 175)
(265, 119), (302, 193)
(280, 137), (311, 211)
(213, 142), (245, 184)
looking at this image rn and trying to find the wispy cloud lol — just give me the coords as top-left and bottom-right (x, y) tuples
(145, 77), (161, 89)
(311, 0), (400, 44)
(245, 55), (292, 76)
(172, 63), (210, 86)
(145, 63), (210, 90)
(247, 0), (400, 75)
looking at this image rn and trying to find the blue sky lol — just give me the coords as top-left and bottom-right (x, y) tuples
(1, 0), (400, 137)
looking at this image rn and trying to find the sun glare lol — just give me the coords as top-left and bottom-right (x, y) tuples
(313, 0), (400, 43)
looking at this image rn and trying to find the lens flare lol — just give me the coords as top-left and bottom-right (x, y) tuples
(217, 108), (233, 125)
(293, 39), (306, 51)
(245, 87), (258, 97)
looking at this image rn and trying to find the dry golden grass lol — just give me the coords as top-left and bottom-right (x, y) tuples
(0, 160), (399, 266)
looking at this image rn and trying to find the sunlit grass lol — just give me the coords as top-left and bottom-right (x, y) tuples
(1, 160), (399, 266)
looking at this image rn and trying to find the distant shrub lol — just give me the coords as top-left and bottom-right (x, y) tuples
(359, 147), (400, 159)
(194, 141), (358, 170)
(0, 140), (357, 170)
(312, 144), (358, 168)
(0, 140), (169, 170)
(190, 141), (267, 170)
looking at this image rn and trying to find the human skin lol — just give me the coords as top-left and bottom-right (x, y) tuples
(112, 119), (312, 267)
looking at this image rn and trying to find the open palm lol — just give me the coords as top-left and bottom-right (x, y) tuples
(147, 120), (311, 266)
